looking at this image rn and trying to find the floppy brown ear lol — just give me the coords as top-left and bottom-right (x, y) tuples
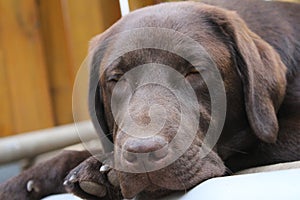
(88, 35), (114, 152)
(205, 7), (287, 143)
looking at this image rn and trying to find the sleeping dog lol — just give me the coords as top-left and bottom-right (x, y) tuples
(1, 0), (299, 199)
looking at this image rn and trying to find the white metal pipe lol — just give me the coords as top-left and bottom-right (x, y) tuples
(0, 121), (98, 164)
(119, 0), (130, 16)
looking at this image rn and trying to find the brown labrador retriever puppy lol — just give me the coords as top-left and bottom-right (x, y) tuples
(1, 0), (299, 199)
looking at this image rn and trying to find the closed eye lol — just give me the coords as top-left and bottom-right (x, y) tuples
(185, 68), (201, 78)
(184, 67), (208, 89)
(107, 73), (123, 82)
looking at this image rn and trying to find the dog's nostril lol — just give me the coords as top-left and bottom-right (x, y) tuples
(123, 151), (137, 163)
(149, 145), (168, 161)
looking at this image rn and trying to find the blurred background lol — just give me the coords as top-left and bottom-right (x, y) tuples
(0, 0), (299, 183)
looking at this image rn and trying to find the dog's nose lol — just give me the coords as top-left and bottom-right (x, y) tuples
(122, 136), (169, 164)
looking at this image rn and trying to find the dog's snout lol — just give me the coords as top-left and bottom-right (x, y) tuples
(122, 136), (169, 164)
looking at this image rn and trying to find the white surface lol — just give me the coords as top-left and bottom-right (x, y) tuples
(42, 194), (81, 200)
(173, 168), (300, 200)
(44, 168), (300, 200)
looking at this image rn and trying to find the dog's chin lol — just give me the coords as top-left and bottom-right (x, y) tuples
(118, 149), (226, 199)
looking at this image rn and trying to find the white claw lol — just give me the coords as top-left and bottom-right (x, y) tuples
(99, 164), (110, 172)
(69, 174), (77, 182)
(26, 180), (34, 192)
(63, 180), (69, 186)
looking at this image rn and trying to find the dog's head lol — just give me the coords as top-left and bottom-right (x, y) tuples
(88, 2), (286, 198)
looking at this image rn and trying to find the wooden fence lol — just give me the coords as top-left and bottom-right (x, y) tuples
(0, 0), (122, 137)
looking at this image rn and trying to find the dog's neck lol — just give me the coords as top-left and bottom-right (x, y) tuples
(278, 72), (300, 124)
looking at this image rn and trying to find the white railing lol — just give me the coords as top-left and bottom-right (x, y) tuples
(0, 121), (98, 164)
(119, 0), (130, 16)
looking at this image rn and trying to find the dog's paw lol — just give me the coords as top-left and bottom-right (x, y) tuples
(64, 155), (122, 200)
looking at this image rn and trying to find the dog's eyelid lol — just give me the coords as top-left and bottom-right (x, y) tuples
(185, 67), (205, 77)
(107, 72), (123, 82)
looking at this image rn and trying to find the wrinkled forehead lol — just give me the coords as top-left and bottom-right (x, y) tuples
(98, 28), (217, 75)
(92, 2), (232, 78)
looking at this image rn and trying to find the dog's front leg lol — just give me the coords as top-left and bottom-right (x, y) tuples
(64, 152), (122, 200)
(0, 150), (90, 200)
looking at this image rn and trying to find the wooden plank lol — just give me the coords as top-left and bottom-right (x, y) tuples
(0, 0), (54, 134)
(61, 0), (121, 121)
(280, 0), (300, 2)
(128, 0), (155, 11)
(0, 40), (13, 137)
(98, 0), (122, 29)
(61, 0), (121, 75)
(37, 0), (74, 125)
